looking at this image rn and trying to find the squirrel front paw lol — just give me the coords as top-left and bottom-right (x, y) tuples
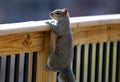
(46, 21), (55, 24)
(45, 21), (50, 24)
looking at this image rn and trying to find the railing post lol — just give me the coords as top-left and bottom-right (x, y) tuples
(36, 32), (56, 82)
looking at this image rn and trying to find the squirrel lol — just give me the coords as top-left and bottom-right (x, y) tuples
(45, 8), (76, 82)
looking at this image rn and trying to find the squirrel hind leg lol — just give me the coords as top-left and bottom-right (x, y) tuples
(58, 67), (76, 82)
(58, 73), (65, 82)
(58, 73), (76, 82)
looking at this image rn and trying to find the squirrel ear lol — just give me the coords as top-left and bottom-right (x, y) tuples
(63, 8), (68, 15)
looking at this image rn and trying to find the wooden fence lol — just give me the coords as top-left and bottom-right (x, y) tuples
(0, 14), (120, 82)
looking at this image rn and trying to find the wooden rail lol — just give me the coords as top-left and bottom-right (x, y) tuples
(0, 14), (120, 82)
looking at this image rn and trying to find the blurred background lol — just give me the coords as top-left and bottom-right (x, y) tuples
(0, 0), (120, 24)
(0, 1), (120, 82)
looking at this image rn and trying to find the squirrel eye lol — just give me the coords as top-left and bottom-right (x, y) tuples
(56, 12), (60, 15)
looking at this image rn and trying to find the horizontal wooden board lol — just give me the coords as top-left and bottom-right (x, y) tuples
(0, 31), (45, 56)
(0, 15), (120, 55)
(73, 24), (120, 45)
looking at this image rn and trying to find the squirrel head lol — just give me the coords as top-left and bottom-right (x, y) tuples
(49, 8), (69, 21)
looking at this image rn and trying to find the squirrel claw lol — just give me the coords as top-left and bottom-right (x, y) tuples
(51, 21), (55, 23)
(45, 21), (50, 24)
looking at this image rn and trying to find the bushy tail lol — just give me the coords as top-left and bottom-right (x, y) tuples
(58, 67), (76, 82)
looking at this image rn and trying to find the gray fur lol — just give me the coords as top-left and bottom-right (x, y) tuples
(45, 8), (76, 82)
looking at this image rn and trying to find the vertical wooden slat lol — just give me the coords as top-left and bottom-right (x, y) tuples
(112, 42), (117, 82)
(87, 44), (92, 82)
(95, 43), (100, 82)
(102, 42), (107, 82)
(14, 54), (20, 82)
(23, 53), (29, 82)
(29, 52), (33, 82)
(76, 45), (81, 82)
(36, 32), (56, 82)
(1, 57), (6, 82)
(91, 44), (96, 82)
(5, 55), (11, 82)
(83, 44), (89, 82)
(80, 45), (85, 82)
(98, 43), (103, 82)
(10, 55), (15, 82)
(105, 42), (110, 82)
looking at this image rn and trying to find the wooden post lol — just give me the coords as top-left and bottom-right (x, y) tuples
(36, 32), (56, 82)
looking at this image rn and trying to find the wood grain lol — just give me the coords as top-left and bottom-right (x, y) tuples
(73, 24), (120, 45)
(0, 32), (45, 56)
(36, 32), (56, 82)
(108, 24), (120, 41)
(29, 52), (33, 82)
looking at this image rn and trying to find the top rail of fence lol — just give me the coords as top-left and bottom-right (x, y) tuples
(0, 14), (120, 36)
